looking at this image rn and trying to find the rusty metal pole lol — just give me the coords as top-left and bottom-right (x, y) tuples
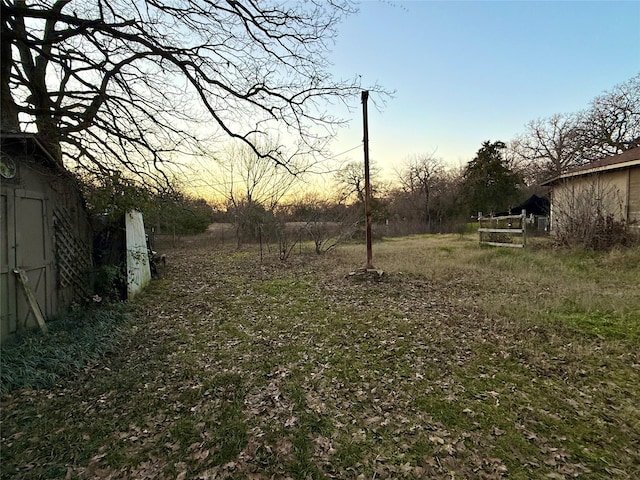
(362, 90), (374, 270)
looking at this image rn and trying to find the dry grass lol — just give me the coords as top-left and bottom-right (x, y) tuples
(339, 234), (640, 327)
(1, 234), (639, 479)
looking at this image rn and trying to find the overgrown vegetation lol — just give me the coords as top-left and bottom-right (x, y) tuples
(0, 303), (131, 393)
(1, 236), (638, 479)
(556, 213), (634, 250)
(551, 179), (636, 250)
(81, 172), (213, 235)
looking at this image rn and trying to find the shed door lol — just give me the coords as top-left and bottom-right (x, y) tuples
(0, 192), (16, 342)
(15, 189), (53, 329)
(1, 189), (54, 342)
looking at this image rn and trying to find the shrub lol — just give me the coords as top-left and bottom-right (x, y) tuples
(552, 179), (634, 250)
(555, 210), (633, 250)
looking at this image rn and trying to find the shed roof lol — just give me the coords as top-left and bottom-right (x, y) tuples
(1, 132), (60, 167)
(541, 147), (640, 186)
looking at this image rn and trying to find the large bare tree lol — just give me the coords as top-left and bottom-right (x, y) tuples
(204, 138), (302, 245)
(215, 139), (300, 211)
(511, 113), (585, 184)
(578, 74), (640, 160)
(1, 0), (367, 184)
(394, 153), (445, 230)
(334, 160), (384, 204)
(511, 74), (640, 184)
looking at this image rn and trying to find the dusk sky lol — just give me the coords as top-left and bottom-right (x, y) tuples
(326, 0), (640, 176)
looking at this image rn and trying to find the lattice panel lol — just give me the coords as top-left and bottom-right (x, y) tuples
(53, 207), (92, 297)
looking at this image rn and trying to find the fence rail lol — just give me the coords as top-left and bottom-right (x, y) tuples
(478, 210), (527, 248)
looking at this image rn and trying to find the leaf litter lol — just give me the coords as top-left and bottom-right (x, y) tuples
(1, 243), (638, 479)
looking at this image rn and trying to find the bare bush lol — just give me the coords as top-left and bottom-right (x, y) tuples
(551, 179), (633, 249)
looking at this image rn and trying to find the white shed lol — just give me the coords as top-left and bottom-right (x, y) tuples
(542, 147), (640, 235)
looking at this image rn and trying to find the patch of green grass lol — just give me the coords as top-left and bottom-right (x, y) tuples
(413, 396), (473, 429)
(205, 374), (248, 465)
(170, 416), (200, 452)
(553, 310), (640, 341)
(333, 440), (371, 473)
(254, 278), (310, 296)
(438, 245), (454, 254)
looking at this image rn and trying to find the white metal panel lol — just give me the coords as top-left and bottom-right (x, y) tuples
(125, 210), (151, 300)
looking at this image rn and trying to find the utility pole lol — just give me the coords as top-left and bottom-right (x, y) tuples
(362, 90), (375, 270)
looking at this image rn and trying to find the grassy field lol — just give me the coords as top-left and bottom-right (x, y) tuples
(1, 235), (639, 479)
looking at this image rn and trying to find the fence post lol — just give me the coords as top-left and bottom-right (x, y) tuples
(522, 209), (527, 248)
(477, 210), (527, 248)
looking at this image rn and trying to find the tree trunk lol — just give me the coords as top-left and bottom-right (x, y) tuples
(1, 14), (20, 132)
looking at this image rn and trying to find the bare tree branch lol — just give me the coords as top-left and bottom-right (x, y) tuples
(1, 0), (379, 187)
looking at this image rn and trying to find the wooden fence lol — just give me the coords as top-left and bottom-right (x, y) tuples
(478, 210), (527, 248)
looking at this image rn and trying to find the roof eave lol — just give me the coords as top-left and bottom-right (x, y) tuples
(1, 132), (62, 171)
(541, 159), (640, 186)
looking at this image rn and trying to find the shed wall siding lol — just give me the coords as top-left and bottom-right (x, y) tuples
(629, 167), (640, 229)
(551, 171), (625, 227)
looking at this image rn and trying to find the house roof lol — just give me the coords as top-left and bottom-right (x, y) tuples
(541, 147), (640, 186)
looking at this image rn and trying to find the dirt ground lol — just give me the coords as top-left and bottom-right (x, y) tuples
(1, 240), (639, 479)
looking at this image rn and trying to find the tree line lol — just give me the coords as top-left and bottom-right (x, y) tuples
(3, 1), (636, 247)
(211, 74), (638, 246)
(74, 73), (638, 248)
(100, 72), (634, 249)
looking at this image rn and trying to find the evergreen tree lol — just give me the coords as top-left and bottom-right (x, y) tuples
(461, 141), (522, 215)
